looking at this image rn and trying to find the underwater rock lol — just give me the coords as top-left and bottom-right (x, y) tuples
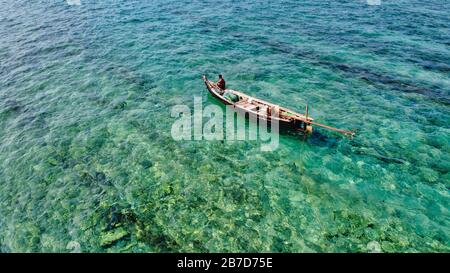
(113, 100), (128, 110)
(419, 167), (439, 183)
(381, 241), (395, 252)
(352, 146), (406, 165)
(148, 132), (160, 140)
(100, 227), (129, 247)
(78, 170), (104, 185)
(103, 204), (137, 231)
(105, 205), (122, 230)
(140, 159), (154, 169)
(367, 241), (382, 253)
(95, 171), (109, 185)
(66, 241), (81, 253)
(47, 157), (59, 166)
(95, 172), (106, 181)
(3, 99), (22, 114)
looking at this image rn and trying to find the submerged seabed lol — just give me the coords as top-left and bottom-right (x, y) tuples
(0, 0), (449, 252)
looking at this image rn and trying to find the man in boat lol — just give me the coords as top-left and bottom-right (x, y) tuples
(216, 74), (226, 90)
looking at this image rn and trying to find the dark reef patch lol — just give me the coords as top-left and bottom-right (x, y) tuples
(232, 34), (450, 106)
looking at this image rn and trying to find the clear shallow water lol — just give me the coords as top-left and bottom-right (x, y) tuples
(0, 0), (449, 252)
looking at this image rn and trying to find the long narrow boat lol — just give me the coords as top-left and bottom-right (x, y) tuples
(202, 75), (354, 136)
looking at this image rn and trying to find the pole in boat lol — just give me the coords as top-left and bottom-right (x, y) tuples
(305, 103), (309, 120)
(305, 103), (313, 134)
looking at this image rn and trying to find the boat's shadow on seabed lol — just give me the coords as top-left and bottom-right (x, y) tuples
(281, 127), (342, 149)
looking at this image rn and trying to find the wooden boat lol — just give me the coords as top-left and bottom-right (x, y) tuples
(202, 75), (355, 136)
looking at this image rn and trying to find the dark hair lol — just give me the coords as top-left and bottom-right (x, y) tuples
(218, 74), (223, 78)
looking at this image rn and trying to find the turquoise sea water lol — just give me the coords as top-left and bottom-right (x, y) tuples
(0, 0), (449, 252)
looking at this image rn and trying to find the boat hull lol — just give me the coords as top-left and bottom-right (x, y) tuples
(202, 76), (311, 132)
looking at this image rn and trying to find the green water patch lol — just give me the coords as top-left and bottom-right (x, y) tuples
(0, 0), (449, 253)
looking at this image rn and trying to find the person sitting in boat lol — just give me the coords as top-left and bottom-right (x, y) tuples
(216, 74), (226, 90)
